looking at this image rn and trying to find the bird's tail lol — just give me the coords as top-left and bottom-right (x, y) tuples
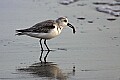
(15, 32), (24, 36)
(15, 30), (25, 36)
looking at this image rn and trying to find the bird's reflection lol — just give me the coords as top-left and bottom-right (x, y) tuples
(18, 62), (68, 80)
(17, 51), (75, 79)
(39, 50), (50, 63)
(39, 48), (67, 63)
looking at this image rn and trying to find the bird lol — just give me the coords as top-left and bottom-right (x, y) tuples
(16, 17), (76, 51)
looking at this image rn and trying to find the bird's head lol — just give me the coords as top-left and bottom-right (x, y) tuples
(56, 17), (76, 34)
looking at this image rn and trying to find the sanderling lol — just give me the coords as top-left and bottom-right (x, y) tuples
(16, 17), (76, 51)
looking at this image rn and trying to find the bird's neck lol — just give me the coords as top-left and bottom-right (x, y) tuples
(59, 25), (64, 30)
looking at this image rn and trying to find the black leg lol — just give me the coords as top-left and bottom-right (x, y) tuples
(44, 50), (50, 63)
(39, 50), (43, 63)
(44, 39), (50, 51)
(39, 39), (43, 51)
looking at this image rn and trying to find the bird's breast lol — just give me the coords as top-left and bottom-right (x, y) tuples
(50, 26), (62, 37)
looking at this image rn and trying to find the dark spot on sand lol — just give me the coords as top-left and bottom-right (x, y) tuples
(97, 27), (102, 31)
(103, 25), (106, 27)
(3, 45), (7, 46)
(77, 17), (85, 20)
(88, 20), (93, 23)
(77, 3), (86, 6)
(81, 69), (98, 71)
(113, 36), (118, 38)
(57, 48), (67, 51)
(107, 18), (116, 21)
(106, 28), (110, 29)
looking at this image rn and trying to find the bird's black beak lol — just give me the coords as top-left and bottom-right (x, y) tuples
(67, 23), (76, 34)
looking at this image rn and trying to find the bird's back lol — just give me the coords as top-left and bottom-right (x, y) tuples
(16, 20), (56, 33)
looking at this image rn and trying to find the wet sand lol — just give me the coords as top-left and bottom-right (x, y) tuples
(0, 0), (120, 80)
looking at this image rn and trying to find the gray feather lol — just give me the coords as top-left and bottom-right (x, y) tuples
(16, 20), (56, 33)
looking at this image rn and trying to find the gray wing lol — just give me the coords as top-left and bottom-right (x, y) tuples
(16, 20), (56, 33)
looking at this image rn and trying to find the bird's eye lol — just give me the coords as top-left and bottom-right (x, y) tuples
(64, 20), (67, 22)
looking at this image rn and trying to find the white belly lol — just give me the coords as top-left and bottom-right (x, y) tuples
(24, 27), (62, 39)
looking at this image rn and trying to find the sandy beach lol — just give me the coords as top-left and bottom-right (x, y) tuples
(0, 0), (120, 80)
